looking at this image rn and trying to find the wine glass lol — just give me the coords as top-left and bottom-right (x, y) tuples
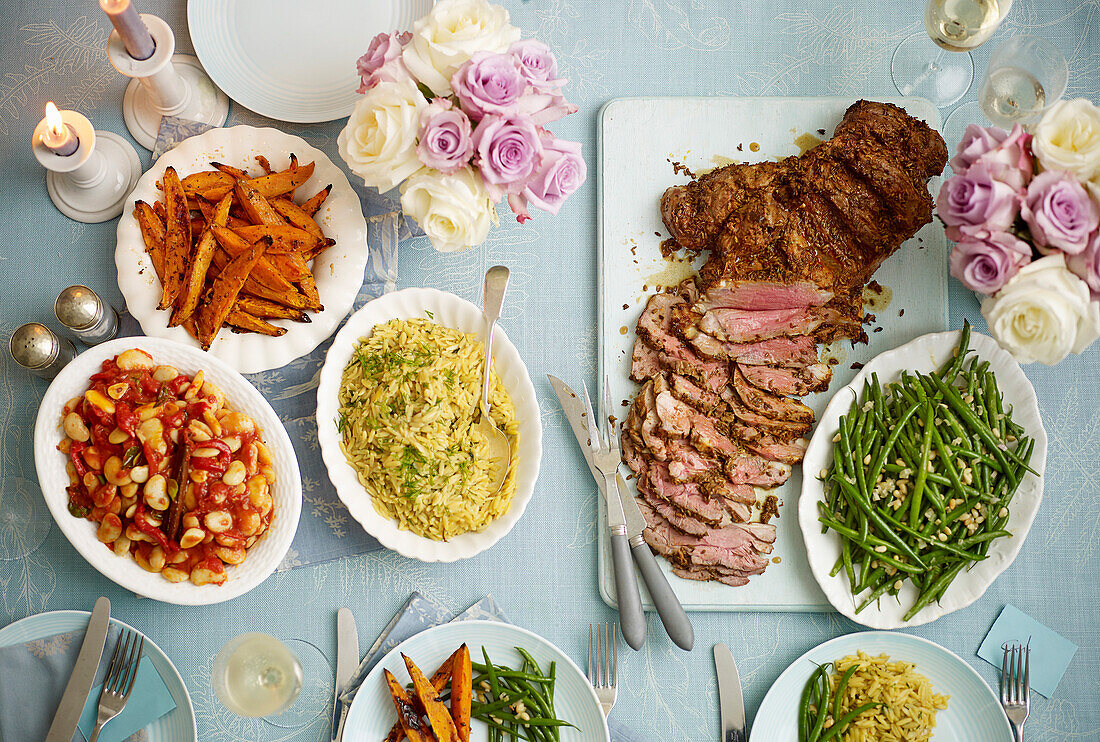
(212, 632), (333, 729)
(979, 35), (1067, 127)
(892, 0), (1014, 107)
(0, 477), (51, 560)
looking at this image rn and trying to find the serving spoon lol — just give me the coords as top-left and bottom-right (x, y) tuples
(476, 265), (512, 494)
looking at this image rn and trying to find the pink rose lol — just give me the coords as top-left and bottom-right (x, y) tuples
(509, 40), (561, 89)
(472, 114), (542, 200)
(1022, 170), (1100, 255)
(356, 31), (413, 92)
(950, 124), (1009, 174)
(1067, 230), (1100, 299)
(507, 137), (586, 222)
(937, 162), (1020, 241)
(950, 230), (1032, 295)
(416, 99), (474, 175)
(978, 124), (1035, 192)
(451, 52), (527, 121)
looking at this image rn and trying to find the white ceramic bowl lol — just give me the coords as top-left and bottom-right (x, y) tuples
(33, 337), (302, 605)
(115, 125), (369, 374)
(799, 330), (1047, 628)
(316, 288), (542, 562)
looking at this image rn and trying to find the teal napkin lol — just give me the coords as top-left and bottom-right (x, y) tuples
(977, 604), (1078, 698)
(0, 623), (176, 742)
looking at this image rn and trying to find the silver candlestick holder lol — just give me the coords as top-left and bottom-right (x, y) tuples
(32, 109), (141, 223)
(106, 14), (229, 150)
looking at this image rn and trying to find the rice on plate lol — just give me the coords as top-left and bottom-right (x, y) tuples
(337, 318), (518, 540)
(829, 651), (949, 742)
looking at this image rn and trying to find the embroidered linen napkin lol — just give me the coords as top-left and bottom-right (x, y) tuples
(343, 592), (644, 742)
(0, 623), (176, 742)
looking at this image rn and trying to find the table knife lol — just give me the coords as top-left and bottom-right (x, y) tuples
(549, 375), (694, 650)
(331, 607), (359, 742)
(714, 643), (748, 742)
(44, 596), (111, 742)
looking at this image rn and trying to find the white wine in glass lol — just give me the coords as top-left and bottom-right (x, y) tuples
(213, 633), (304, 718)
(978, 36), (1068, 127)
(925, 0), (1010, 52)
(892, 0), (1013, 107)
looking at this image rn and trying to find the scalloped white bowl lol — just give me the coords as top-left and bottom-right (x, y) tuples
(33, 337), (302, 605)
(115, 125), (369, 374)
(799, 330), (1046, 629)
(316, 288), (542, 562)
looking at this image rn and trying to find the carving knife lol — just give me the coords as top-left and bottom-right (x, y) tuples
(549, 375), (694, 650)
(715, 643), (748, 742)
(331, 607), (359, 742)
(44, 596), (111, 742)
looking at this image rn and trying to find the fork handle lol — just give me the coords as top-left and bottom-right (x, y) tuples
(610, 526), (646, 649)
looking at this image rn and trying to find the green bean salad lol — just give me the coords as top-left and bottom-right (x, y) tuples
(818, 322), (1036, 621)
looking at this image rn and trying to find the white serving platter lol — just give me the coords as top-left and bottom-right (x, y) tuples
(799, 330), (1046, 629)
(597, 96), (947, 611)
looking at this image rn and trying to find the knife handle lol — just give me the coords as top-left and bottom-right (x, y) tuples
(630, 536), (694, 650)
(610, 526), (646, 649)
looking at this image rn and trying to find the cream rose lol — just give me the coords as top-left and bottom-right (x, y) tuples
(1032, 99), (1100, 182)
(400, 167), (497, 252)
(982, 254), (1100, 365)
(338, 80), (426, 192)
(402, 0), (520, 96)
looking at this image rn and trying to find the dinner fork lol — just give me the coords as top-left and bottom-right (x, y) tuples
(1001, 642), (1030, 741)
(89, 629), (145, 742)
(582, 379), (646, 649)
(588, 622), (618, 717)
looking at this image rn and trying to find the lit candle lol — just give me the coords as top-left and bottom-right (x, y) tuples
(100, 0), (155, 61)
(41, 103), (79, 156)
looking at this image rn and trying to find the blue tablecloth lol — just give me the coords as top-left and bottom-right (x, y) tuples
(1, 2), (1098, 740)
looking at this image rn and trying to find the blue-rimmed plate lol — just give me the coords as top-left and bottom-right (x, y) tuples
(345, 620), (609, 742)
(0, 610), (196, 742)
(751, 631), (1011, 741)
(187, 0), (432, 123)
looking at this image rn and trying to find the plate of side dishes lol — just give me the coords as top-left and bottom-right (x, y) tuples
(33, 337), (302, 605)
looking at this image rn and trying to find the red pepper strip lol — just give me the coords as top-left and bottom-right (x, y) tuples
(190, 449), (230, 472)
(116, 401), (138, 436)
(69, 441), (89, 478)
(133, 504), (172, 551)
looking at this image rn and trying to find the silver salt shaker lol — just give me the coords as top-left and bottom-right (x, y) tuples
(55, 285), (119, 345)
(9, 322), (76, 379)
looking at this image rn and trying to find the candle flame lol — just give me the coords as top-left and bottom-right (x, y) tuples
(100, 0), (130, 11)
(44, 102), (64, 135)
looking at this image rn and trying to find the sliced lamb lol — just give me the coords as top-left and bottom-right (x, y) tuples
(696, 280), (834, 311)
(728, 426), (808, 464)
(648, 464), (726, 524)
(698, 305), (855, 343)
(732, 365), (815, 423)
(639, 382), (671, 461)
(665, 439), (722, 481)
(720, 388), (813, 440)
(639, 488), (711, 536)
(672, 567), (753, 587)
(655, 391), (744, 458)
(629, 337), (663, 382)
(723, 450), (792, 486)
(669, 372), (721, 413)
(739, 362), (832, 396)
(689, 332), (821, 367)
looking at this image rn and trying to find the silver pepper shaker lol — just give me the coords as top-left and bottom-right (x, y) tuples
(55, 285), (119, 345)
(9, 322), (76, 379)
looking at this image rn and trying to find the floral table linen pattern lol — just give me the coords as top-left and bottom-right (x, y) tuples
(0, 2), (1098, 741)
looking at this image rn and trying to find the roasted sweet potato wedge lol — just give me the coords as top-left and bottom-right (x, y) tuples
(134, 201), (167, 281)
(181, 170), (235, 201)
(271, 198), (324, 241)
(171, 193), (231, 327)
(226, 308), (286, 336)
(235, 294), (308, 322)
(404, 654), (458, 742)
(199, 237), (268, 349)
(247, 161), (315, 199)
(450, 645), (472, 742)
(386, 650), (458, 742)
(232, 224), (318, 254)
(159, 166), (190, 310)
(301, 184), (331, 216)
(384, 668), (437, 742)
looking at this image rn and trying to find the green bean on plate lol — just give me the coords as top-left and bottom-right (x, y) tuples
(803, 322), (1046, 626)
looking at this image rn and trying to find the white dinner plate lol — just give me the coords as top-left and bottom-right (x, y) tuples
(0, 610), (197, 742)
(315, 287), (542, 562)
(799, 330), (1047, 628)
(187, 0), (432, 123)
(115, 125), (369, 374)
(751, 631), (1012, 741)
(345, 620), (609, 742)
(32, 337), (302, 605)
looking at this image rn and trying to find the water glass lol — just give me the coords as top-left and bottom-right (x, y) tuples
(979, 35), (1068, 127)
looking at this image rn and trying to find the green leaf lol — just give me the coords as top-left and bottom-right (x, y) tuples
(417, 82), (435, 101)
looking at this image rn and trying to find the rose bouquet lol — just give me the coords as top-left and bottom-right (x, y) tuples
(338, 0), (586, 253)
(939, 99), (1100, 365)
